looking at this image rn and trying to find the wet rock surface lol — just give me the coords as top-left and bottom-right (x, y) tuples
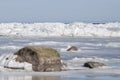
(66, 46), (78, 51)
(83, 61), (105, 68)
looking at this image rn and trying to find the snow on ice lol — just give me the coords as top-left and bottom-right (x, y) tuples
(0, 22), (120, 37)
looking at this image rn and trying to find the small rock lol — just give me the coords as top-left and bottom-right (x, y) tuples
(6, 57), (9, 60)
(83, 61), (105, 68)
(66, 45), (78, 51)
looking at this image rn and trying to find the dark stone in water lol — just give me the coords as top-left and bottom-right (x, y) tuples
(14, 46), (61, 72)
(83, 61), (105, 68)
(67, 46), (78, 51)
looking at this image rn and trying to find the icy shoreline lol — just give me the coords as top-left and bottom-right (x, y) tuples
(0, 22), (120, 37)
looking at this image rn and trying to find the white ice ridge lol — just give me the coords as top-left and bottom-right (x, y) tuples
(0, 54), (32, 72)
(0, 22), (120, 37)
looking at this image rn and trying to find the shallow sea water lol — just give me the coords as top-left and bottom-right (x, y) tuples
(0, 36), (120, 80)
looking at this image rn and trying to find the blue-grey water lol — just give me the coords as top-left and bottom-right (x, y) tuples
(0, 36), (120, 80)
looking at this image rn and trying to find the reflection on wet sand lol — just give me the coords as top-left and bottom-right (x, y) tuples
(0, 76), (60, 80)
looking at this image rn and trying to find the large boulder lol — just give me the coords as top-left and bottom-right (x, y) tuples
(83, 61), (105, 68)
(14, 46), (61, 72)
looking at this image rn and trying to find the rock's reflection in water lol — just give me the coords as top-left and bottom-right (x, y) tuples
(0, 76), (60, 80)
(32, 76), (60, 80)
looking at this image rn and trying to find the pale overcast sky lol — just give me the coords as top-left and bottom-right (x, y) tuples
(0, 0), (120, 23)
